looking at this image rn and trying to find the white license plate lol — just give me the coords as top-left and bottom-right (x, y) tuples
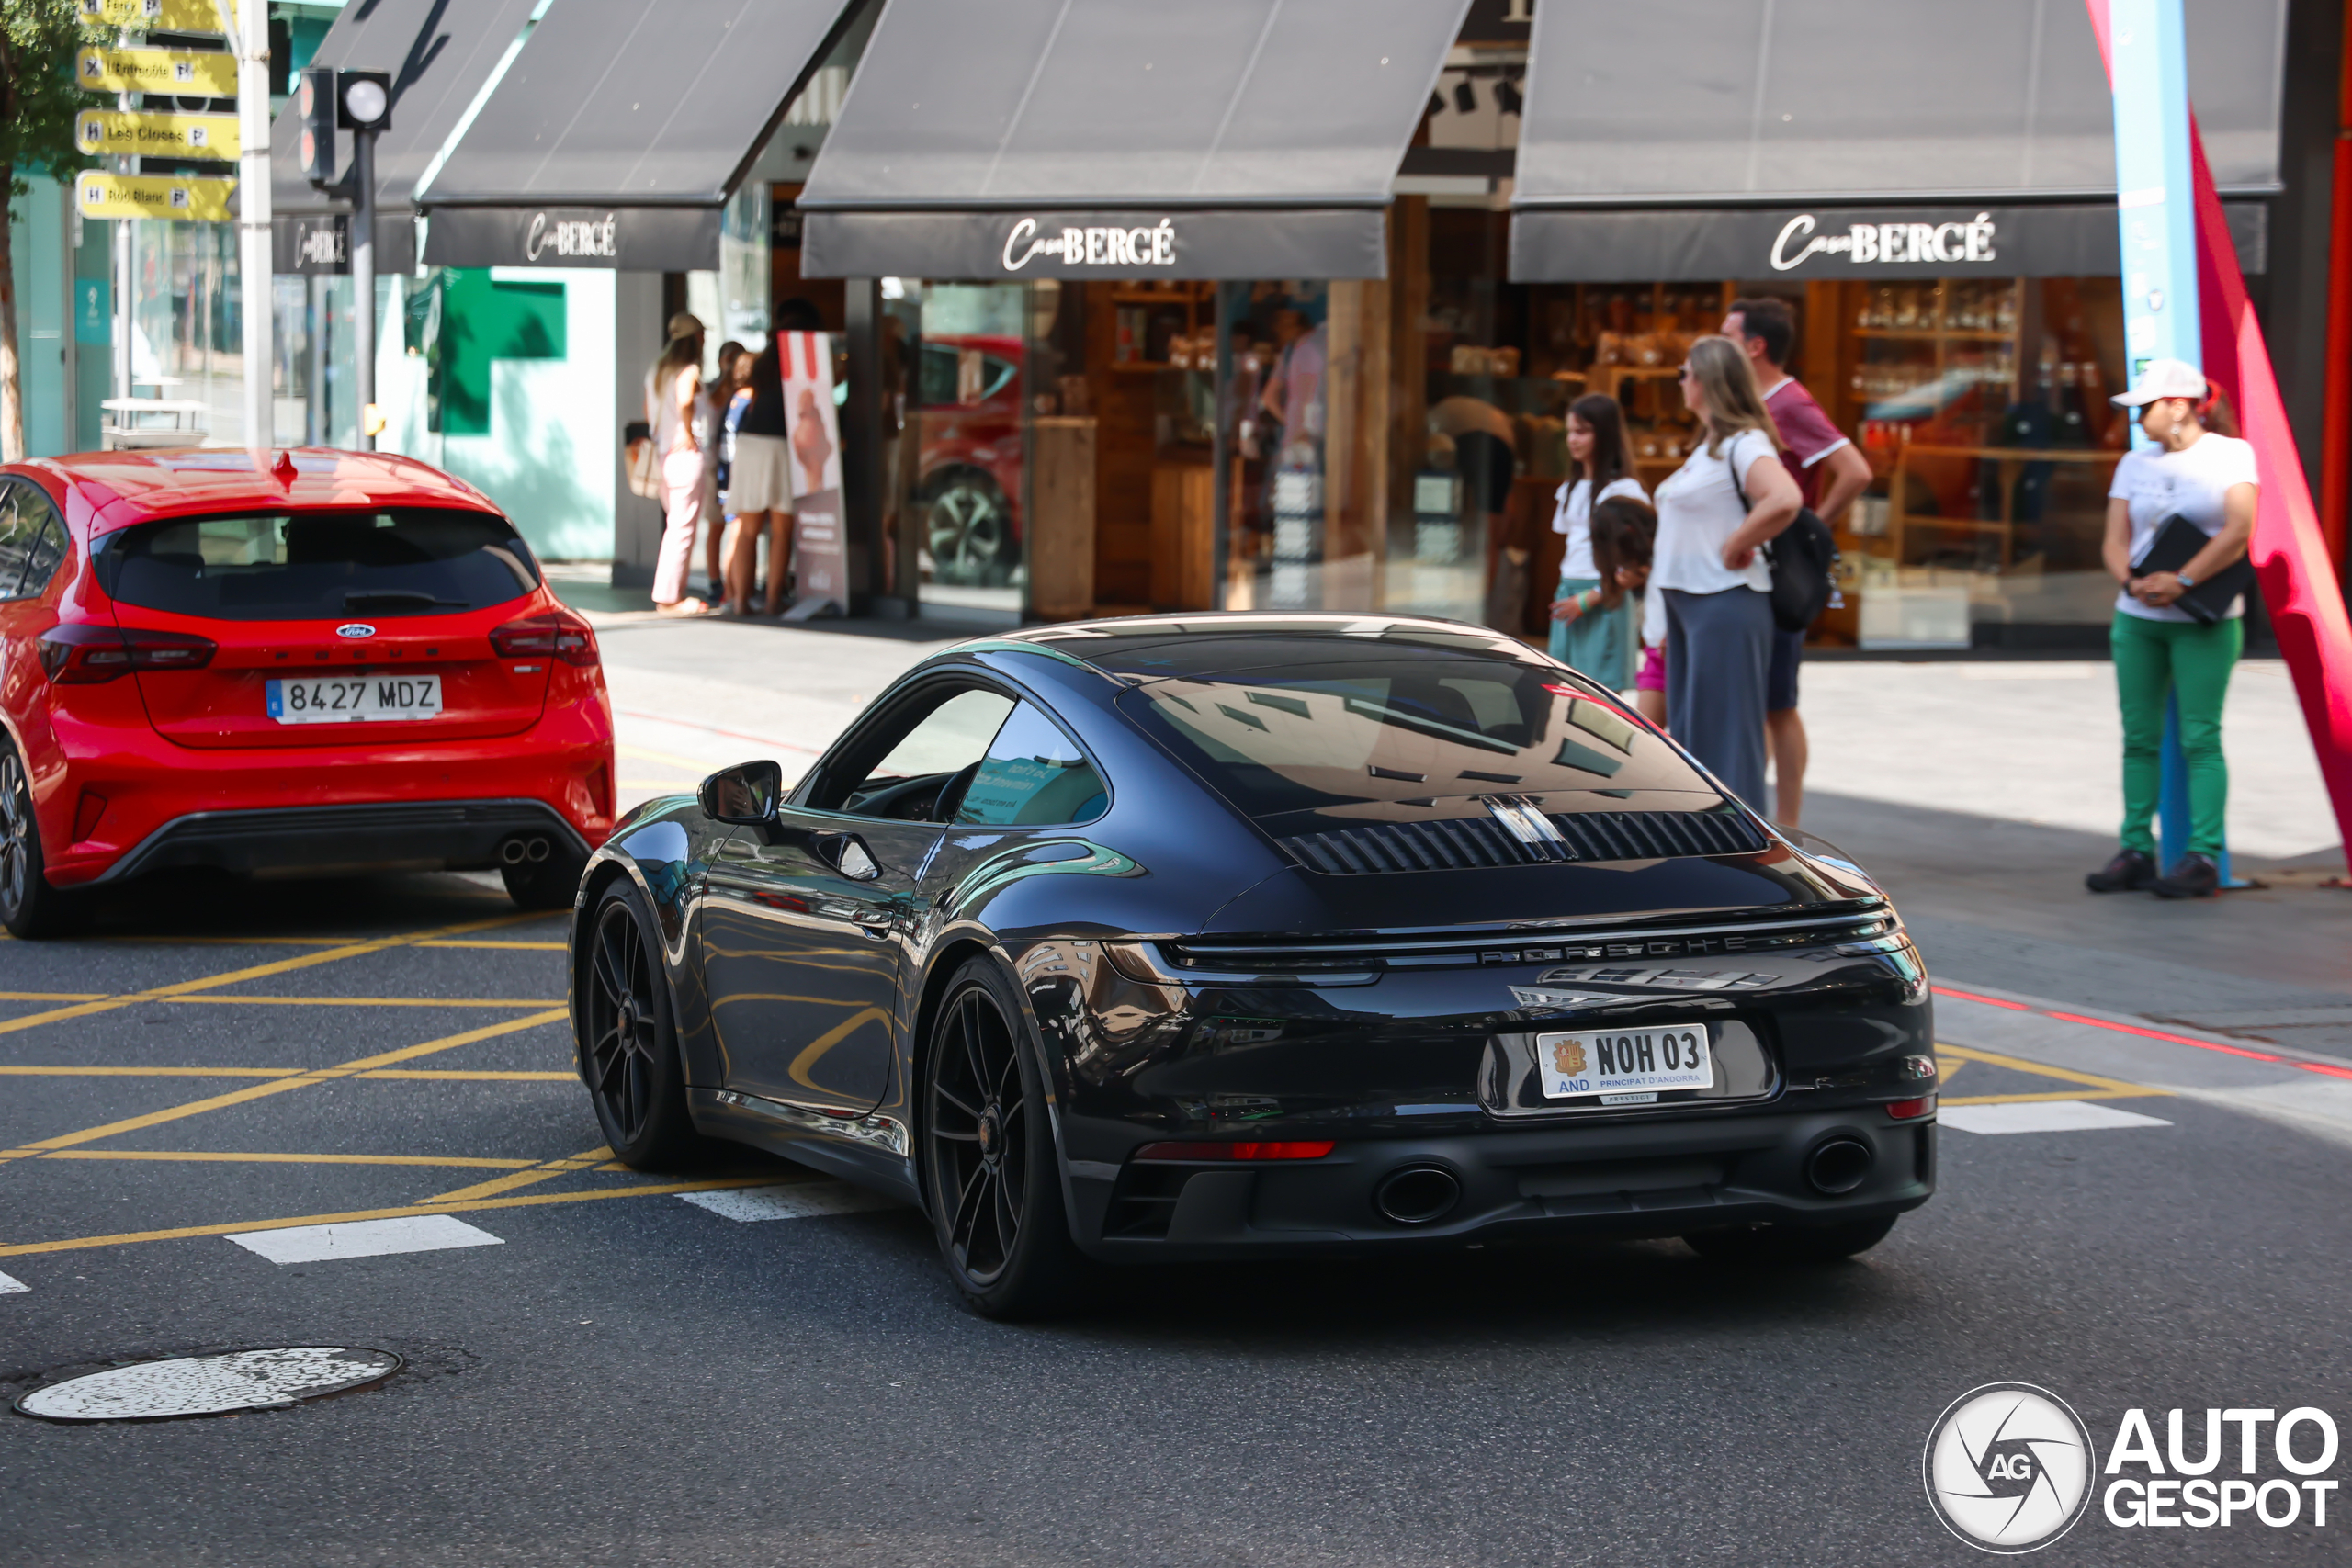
(266, 674), (443, 725)
(1535, 1026), (1713, 1102)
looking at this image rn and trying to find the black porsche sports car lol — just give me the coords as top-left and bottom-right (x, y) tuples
(569, 614), (1935, 1314)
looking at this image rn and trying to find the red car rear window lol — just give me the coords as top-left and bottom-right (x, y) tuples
(96, 508), (539, 621)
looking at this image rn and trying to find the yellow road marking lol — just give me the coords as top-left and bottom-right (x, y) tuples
(1937, 1043), (2171, 1100)
(422, 1144), (612, 1204)
(0, 1010), (568, 1165)
(168, 995), (564, 1008)
(0, 1066), (301, 1079)
(0, 1066), (574, 1082)
(0, 911), (543, 1041)
(0, 1065), (574, 1082)
(0, 992), (108, 1001)
(0, 1176), (816, 1258)
(418, 940), (566, 951)
(361, 1069), (575, 1082)
(38, 1150), (537, 1170)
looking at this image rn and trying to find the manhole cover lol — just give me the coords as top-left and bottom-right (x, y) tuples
(14, 1347), (402, 1423)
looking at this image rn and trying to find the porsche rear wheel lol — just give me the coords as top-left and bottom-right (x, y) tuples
(923, 957), (1085, 1317)
(579, 880), (713, 1168)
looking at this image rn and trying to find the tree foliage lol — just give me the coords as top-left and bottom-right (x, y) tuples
(3, 0), (105, 200)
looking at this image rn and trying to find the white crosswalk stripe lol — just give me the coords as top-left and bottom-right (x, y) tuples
(678, 1182), (896, 1223)
(1940, 1100), (2174, 1134)
(226, 1214), (505, 1264)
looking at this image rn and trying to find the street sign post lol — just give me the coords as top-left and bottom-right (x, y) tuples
(76, 171), (237, 222)
(77, 0), (235, 28)
(76, 109), (240, 161)
(77, 45), (238, 98)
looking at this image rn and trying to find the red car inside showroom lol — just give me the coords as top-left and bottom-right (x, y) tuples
(0, 448), (615, 938)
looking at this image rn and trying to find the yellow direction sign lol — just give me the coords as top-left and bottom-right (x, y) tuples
(76, 170), (236, 222)
(77, 46), (238, 98)
(77, 0), (236, 30)
(76, 109), (239, 161)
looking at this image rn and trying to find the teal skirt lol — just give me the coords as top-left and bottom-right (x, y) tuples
(1548, 574), (1636, 692)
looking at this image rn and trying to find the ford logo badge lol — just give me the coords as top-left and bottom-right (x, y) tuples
(335, 623), (377, 639)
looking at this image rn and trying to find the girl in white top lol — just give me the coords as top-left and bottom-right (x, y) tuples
(644, 312), (709, 615)
(1546, 392), (1647, 690)
(1649, 335), (1800, 813)
(2085, 357), (2258, 900)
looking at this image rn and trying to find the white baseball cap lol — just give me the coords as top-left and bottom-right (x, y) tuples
(2111, 357), (2209, 407)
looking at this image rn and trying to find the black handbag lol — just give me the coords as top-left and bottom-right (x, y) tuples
(1728, 434), (1841, 633)
(2131, 513), (2256, 625)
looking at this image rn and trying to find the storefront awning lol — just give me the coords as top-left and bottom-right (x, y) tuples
(796, 0), (1472, 280)
(417, 0), (859, 270)
(1509, 0), (2286, 281)
(266, 0), (544, 276)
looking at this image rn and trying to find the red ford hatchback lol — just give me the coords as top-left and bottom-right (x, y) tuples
(0, 448), (615, 938)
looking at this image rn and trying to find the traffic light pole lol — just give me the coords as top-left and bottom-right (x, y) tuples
(352, 126), (376, 451)
(227, 0), (271, 452)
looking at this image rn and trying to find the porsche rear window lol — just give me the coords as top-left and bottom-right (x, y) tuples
(1119, 663), (1715, 818)
(97, 509), (538, 621)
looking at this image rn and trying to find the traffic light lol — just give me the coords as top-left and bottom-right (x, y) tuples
(299, 65), (335, 186)
(337, 70), (390, 132)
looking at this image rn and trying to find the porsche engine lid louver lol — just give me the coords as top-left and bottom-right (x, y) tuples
(1278, 808), (1769, 874)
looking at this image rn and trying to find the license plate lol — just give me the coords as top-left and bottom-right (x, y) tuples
(1534, 1026), (1713, 1102)
(266, 674), (443, 725)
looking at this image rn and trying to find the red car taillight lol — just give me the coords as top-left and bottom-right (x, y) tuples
(490, 607), (599, 667)
(1132, 1141), (1337, 1161)
(39, 624), (218, 683)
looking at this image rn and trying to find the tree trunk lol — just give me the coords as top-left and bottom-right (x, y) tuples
(0, 164), (24, 462)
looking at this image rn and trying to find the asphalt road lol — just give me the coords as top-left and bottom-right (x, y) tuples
(2, 874), (2347, 1566)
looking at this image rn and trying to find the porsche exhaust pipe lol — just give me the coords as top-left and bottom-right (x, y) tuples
(1804, 1138), (1874, 1195)
(1374, 1166), (1461, 1226)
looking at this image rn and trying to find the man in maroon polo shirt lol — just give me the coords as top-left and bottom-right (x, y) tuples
(1724, 297), (1871, 829)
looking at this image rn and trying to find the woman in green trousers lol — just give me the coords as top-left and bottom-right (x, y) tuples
(2086, 359), (2257, 900)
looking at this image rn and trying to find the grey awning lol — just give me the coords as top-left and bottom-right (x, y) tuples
(1510, 0), (2285, 282)
(417, 0), (857, 269)
(268, 0), (542, 231)
(797, 0), (1469, 280)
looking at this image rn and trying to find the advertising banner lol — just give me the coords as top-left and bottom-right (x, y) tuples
(780, 332), (846, 620)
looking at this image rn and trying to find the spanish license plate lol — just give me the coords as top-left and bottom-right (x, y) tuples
(1534, 1026), (1713, 1103)
(266, 674), (443, 725)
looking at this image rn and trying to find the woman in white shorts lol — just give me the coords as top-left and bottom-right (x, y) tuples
(726, 343), (793, 617)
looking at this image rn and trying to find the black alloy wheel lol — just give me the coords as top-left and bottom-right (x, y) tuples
(0, 742), (73, 941)
(923, 469), (1012, 586)
(923, 957), (1085, 1317)
(579, 880), (710, 1168)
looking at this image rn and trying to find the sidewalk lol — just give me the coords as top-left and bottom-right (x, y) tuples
(565, 593), (2351, 1062)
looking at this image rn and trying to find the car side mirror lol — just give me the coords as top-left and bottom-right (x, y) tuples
(700, 760), (783, 826)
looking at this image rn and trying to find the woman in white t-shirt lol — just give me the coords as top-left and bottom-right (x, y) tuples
(2086, 358), (2258, 900)
(1547, 392), (1647, 689)
(1648, 335), (1801, 813)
